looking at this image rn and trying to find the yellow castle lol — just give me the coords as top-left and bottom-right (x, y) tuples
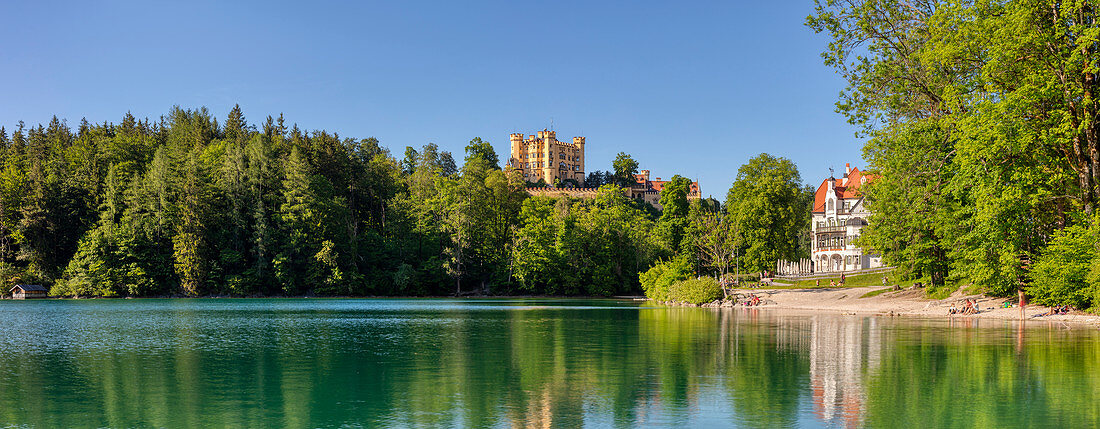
(506, 130), (585, 184)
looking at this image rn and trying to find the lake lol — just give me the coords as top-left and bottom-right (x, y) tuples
(0, 299), (1097, 428)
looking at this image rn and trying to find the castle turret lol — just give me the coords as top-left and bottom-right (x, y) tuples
(509, 133), (524, 169)
(542, 129), (554, 183)
(573, 136), (586, 182)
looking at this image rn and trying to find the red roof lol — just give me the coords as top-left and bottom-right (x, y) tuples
(650, 179), (700, 193)
(812, 166), (874, 212)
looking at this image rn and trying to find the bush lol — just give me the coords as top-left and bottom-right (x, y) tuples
(640, 256), (692, 302)
(1029, 223), (1098, 309)
(668, 278), (723, 305)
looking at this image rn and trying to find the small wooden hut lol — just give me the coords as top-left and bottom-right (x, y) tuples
(10, 284), (47, 299)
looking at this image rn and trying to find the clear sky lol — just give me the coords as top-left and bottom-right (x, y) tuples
(0, 0), (863, 198)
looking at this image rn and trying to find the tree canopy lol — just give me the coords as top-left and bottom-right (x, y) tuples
(808, 0), (1100, 305)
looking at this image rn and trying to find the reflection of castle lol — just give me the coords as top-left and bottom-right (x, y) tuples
(809, 317), (883, 428)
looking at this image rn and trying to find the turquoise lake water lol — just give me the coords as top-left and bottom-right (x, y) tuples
(0, 298), (1097, 428)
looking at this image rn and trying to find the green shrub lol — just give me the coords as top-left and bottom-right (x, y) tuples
(668, 278), (723, 305)
(640, 256), (692, 302)
(1030, 223), (1098, 309)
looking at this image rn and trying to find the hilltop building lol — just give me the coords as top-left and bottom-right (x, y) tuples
(508, 130), (700, 210)
(526, 169), (699, 211)
(810, 163), (882, 272)
(630, 170), (701, 209)
(506, 130), (586, 185)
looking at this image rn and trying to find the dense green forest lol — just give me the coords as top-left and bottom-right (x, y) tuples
(0, 106), (810, 297)
(809, 0), (1100, 309)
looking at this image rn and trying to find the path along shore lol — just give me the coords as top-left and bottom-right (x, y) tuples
(709, 286), (1100, 326)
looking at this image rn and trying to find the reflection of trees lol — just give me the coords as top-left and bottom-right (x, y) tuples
(2, 302), (1100, 427)
(863, 320), (1100, 428)
(719, 309), (810, 428)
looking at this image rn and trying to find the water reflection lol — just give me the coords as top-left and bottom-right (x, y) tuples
(807, 317), (882, 428)
(0, 300), (1097, 428)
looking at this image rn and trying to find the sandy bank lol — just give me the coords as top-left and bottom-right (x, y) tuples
(715, 286), (1100, 326)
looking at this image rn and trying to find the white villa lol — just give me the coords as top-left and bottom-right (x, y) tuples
(810, 164), (883, 272)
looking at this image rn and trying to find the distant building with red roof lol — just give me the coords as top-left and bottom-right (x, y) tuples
(524, 169), (700, 211)
(811, 163), (882, 272)
(630, 170), (701, 209)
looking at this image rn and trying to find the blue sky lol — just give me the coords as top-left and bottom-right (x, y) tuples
(1, 0), (861, 198)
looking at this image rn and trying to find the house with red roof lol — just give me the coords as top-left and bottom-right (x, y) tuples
(810, 164), (882, 272)
(630, 170), (700, 210)
(524, 169), (700, 211)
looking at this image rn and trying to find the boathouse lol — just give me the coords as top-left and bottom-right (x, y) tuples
(10, 284), (47, 299)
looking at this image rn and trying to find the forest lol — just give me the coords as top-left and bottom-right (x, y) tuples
(0, 106), (809, 297)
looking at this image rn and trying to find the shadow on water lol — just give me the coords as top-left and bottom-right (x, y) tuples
(0, 299), (1097, 427)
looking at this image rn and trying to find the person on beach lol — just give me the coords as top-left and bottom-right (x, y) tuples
(949, 303), (958, 314)
(964, 299), (979, 315)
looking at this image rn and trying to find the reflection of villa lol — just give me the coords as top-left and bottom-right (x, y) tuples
(809, 316), (884, 428)
(811, 164), (883, 272)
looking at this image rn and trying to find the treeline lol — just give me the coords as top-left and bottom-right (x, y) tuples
(809, 1), (1100, 309)
(0, 106), (809, 297)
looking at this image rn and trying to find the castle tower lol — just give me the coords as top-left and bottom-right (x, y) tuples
(539, 130), (555, 183)
(509, 133), (524, 169)
(573, 136), (585, 182)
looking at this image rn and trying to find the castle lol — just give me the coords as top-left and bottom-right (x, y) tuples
(507, 130), (700, 210)
(506, 130), (586, 185)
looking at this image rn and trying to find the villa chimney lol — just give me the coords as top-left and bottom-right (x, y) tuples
(845, 163), (851, 176)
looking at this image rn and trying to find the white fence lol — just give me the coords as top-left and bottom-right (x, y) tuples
(773, 264), (893, 280)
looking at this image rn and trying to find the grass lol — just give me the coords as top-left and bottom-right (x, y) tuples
(781, 270), (897, 288)
(859, 288), (892, 298)
(925, 283), (957, 300)
(774, 269), (956, 296)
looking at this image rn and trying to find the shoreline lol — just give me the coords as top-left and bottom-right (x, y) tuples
(11, 289), (1098, 326)
(4, 294), (646, 300)
(689, 286), (1100, 326)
